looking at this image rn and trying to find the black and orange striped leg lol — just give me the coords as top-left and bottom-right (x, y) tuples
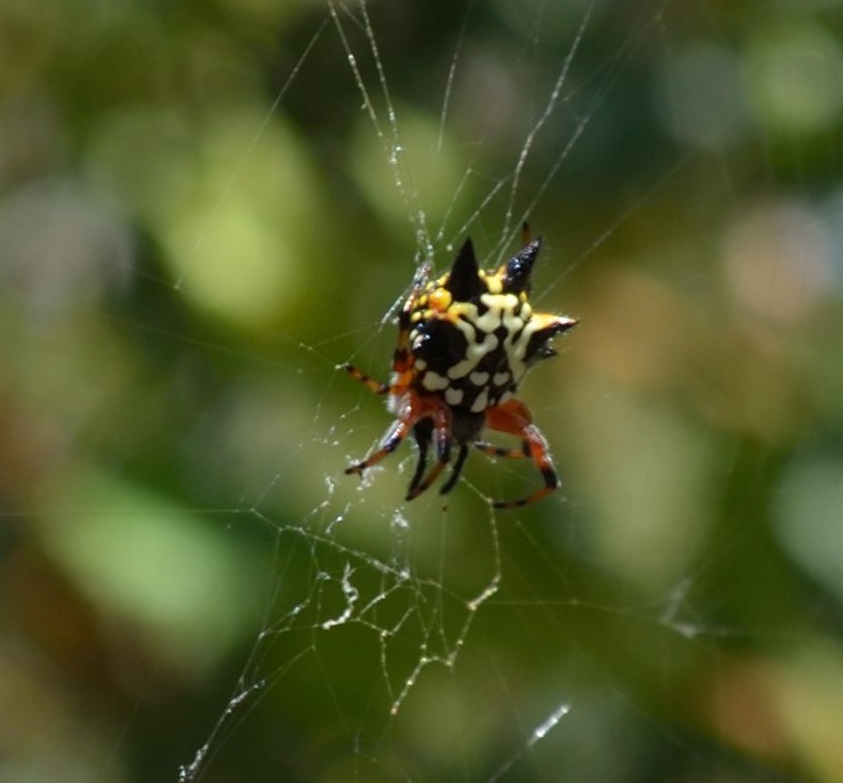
(342, 287), (419, 397)
(346, 391), (454, 501)
(484, 399), (559, 509)
(341, 363), (389, 395)
(474, 440), (530, 460)
(345, 416), (411, 477)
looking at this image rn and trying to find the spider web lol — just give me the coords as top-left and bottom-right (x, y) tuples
(3, 1), (843, 782)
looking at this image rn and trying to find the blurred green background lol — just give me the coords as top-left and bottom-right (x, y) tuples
(2, 0), (843, 781)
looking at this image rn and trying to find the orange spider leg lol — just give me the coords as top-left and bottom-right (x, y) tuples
(345, 391), (453, 502)
(483, 398), (559, 509)
(342, 280), (422, 398)
(404, 396), (453, 500)
(474, 441), (529, 459)
(345, 415), (411, 476)
(342, 363), (389, 395)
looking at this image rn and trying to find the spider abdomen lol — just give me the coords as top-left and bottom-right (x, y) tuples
(409, 291), (552, 414)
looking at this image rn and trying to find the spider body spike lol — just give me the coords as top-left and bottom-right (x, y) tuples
(501, 237), (542, 294)
(523, 313), (579, 367)
(445, 238), (484, 301)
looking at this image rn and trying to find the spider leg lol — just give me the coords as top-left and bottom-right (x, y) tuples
(408, 420), (432, 494)
(345, 415), (411, 476)
(342, 363), (389, 395)
(484, 399), (559, 509)
(346, 391), (453, 503)
(473, 440), (530, 459)
(439, 443), (470, 495)
(405, 404), (452, 501)
(342, 286), (418, 398)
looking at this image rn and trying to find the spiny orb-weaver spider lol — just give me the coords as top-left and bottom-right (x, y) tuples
(343, 225), (577, 509)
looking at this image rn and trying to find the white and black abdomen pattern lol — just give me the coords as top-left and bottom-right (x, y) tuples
(410, 292), (554, 415)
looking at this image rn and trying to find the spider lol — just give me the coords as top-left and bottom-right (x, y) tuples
(343, 225), (577, 509)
